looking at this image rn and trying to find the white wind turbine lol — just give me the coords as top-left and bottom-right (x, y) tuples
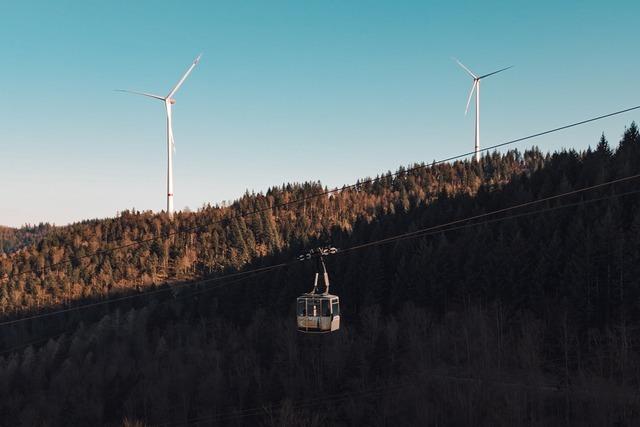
(454, 58), (512, 162)
(117, 53), (202, 219)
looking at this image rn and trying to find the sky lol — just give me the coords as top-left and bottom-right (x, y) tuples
(1, 0), (639, 227)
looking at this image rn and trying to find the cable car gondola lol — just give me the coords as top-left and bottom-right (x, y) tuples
(296, 247), (340, 333)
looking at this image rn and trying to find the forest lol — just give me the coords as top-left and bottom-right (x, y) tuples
(0, 123), (639, 426)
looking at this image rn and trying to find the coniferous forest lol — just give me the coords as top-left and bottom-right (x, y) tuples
(1, 124), (640, 426)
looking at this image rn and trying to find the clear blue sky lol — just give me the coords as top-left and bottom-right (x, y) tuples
(1, 0), (638, 227)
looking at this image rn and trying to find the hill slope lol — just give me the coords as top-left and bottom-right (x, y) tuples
(1, 124), (640, 426)
(0, 145), (540, 317)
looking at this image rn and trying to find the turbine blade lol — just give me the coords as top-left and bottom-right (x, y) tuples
(465, 81), (477, 115)
(478, 65), (513, 80)
(115, 89), (165, 100)
(452, 57), (477, 79)
(167, 53), (202, 99)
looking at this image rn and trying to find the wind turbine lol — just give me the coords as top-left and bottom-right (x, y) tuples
(454, 58), (512, 162)
(117, 53), (202, 219)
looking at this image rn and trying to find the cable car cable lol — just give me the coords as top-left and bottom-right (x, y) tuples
(3, 104), (639, 281)
(1, 179), (638, 328)
(0, 187), (637, 357)
(0, 174), (637, 329)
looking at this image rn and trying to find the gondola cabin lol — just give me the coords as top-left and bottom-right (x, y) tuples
(297, 294), (340, 333)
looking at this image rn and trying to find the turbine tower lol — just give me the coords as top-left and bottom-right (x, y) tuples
(118, 54), (202, 219)
(454, 58), (512, 162)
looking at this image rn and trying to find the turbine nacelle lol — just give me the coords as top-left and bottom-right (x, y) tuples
(453, 59), (513, 115)
(168, 98), (176, 104)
